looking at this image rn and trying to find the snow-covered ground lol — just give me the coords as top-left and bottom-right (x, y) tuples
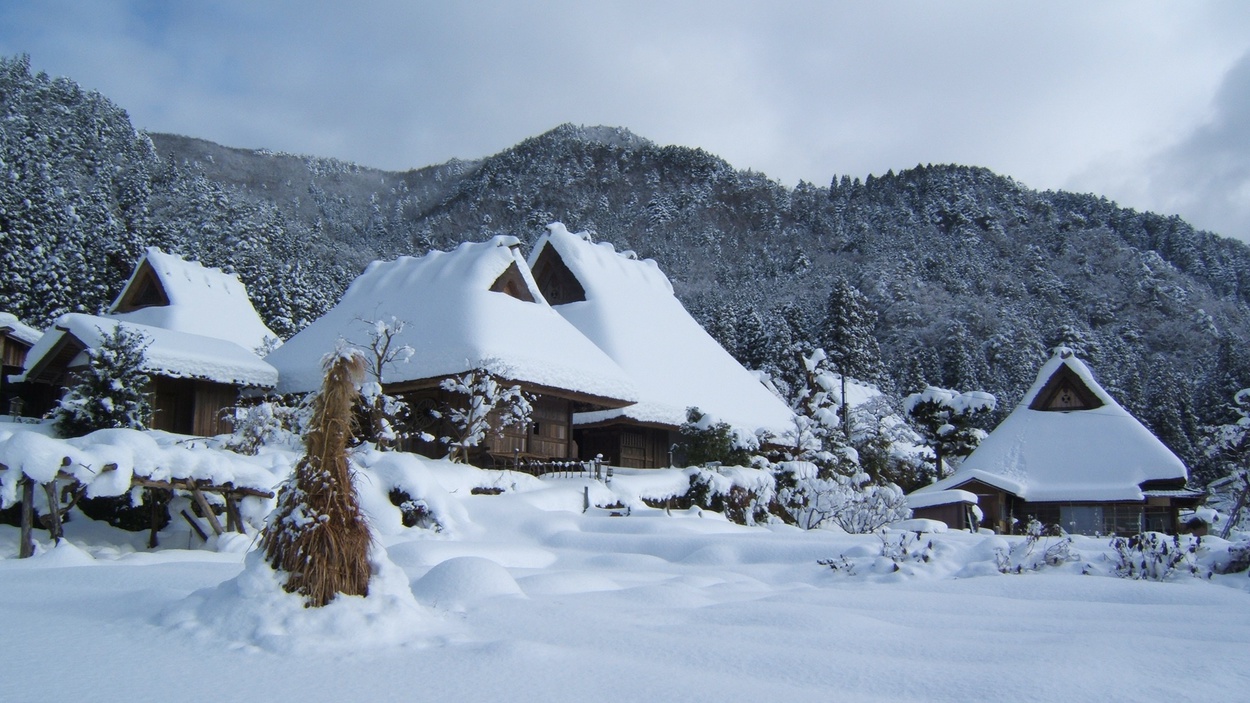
(2, 447), (1248, 702)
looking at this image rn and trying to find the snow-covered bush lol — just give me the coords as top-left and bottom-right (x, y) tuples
(1110, 532), (1208, 581)
(222, 396), (308, 454)
(52, 325), (152, 438)
(772, 461), (909, 533)
(879, 531), (934, 567)
(387, 489), (443, 531)
(439, 366), (532, 463)
(679, 407), (757, 467)
(680, 466), (774, 525)
(77, 488), (171, 533)
(1217, 540), (1250, 574)
(994, 518), (1079, 574)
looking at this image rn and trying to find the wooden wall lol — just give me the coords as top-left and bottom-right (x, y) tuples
(151, 377), (239, 436)
(575, 425), (676, 468)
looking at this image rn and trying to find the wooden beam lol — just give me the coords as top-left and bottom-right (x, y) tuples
(130, 477), (273, 499)
(180, 509), (209, 543)
(189, 486), (224, 537)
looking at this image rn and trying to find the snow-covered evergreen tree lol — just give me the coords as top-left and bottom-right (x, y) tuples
(52, 326), (152, 438)
(821, 277), (883, 437)
(904, 386), (996, 479)
(679, 407), (757, 467)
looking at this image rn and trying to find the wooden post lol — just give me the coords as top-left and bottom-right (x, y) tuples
(189, 485), (224, 536)
(19, 477), (35, 558)
(224, 493), (246, 535)
(42, 481), (63, 544)
(147, 489), (161, 549)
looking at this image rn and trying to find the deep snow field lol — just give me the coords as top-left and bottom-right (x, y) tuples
(2, 448), (1249, 703)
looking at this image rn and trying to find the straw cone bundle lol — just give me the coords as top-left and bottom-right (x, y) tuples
(262, 349), (372, 607)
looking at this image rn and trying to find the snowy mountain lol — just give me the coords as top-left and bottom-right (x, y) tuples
(4, 54), (1250, 481)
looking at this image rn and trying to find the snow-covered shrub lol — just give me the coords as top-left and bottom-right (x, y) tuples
(77, 487), (171, 533)
(222, 396), (307, 455)
(52, 325), (152, 438)
(439, 366), (532, 463)
(994, 518), (1079, 574)
(387, 489), (443, 531)
(674, 466), (774, 526)
(1218, 540), (1250, 574)
(772, 461), (909, 533)
(816, 555), (856, 575)
(879, 531), (934, 567)
(1110, 532), (1208, 581)
(679, 407), (756, 467)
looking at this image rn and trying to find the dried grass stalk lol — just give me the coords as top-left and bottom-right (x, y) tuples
(262, 350), (372, 607)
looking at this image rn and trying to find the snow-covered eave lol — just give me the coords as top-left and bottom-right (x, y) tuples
(0, 313), (41, 347)
(382, 374), (636, 410)
(907, 489), (978, 509)
(30, 315), (277, 389)
(574, 401), (789, 439)
(913, 469), (1026, 499)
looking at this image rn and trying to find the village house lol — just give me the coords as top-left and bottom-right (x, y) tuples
(0, 312), (42, 415)
(909, 347), (1202, 535)
(528, 224), (796, 468)
(263, 235), (638, 464)
(15, 248), (278, 436)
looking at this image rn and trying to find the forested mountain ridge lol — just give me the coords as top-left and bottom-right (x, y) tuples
(4, 54), (1250, 481)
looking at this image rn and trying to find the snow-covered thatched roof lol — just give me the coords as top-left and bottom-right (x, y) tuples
(108, 247), (277, 352)
(529, 223), (795, 436)
(0, 312), (41, 347)
(264, 236), (638, 404)
(914, 347), (1187, 502)
(20, 314), (278, 388)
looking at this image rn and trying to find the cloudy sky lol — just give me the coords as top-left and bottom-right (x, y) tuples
(3, 1), (1250, 242)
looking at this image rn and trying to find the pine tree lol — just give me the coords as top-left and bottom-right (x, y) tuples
(52, 325), (152, 438)
(904, 386), (996, 480)
(821, 278), (883, 438)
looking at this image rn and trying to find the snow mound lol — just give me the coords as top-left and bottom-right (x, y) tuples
(163, 546), (439, 653)
(26, 539), (96, 566)
(411, 556), (524, 610)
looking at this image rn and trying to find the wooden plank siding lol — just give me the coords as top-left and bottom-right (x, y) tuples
(150, 377), (238, 436)
(393, 387), (577, 464)
(575, 425), (676, 468)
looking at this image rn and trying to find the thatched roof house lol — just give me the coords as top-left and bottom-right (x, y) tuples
(1, 312), (41, 414)
(17, 249), (277, 436)
(264, 235), (637, 462)
(910, 347), (1200, 535)
(527, 224), (795, 467)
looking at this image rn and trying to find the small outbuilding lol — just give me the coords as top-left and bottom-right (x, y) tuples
(15, 249), (278, 436)
(0, 312), (41, 414)
(909, 347), (1202, 535)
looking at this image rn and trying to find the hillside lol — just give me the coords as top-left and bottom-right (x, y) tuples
(4, 54), (1250, 481)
